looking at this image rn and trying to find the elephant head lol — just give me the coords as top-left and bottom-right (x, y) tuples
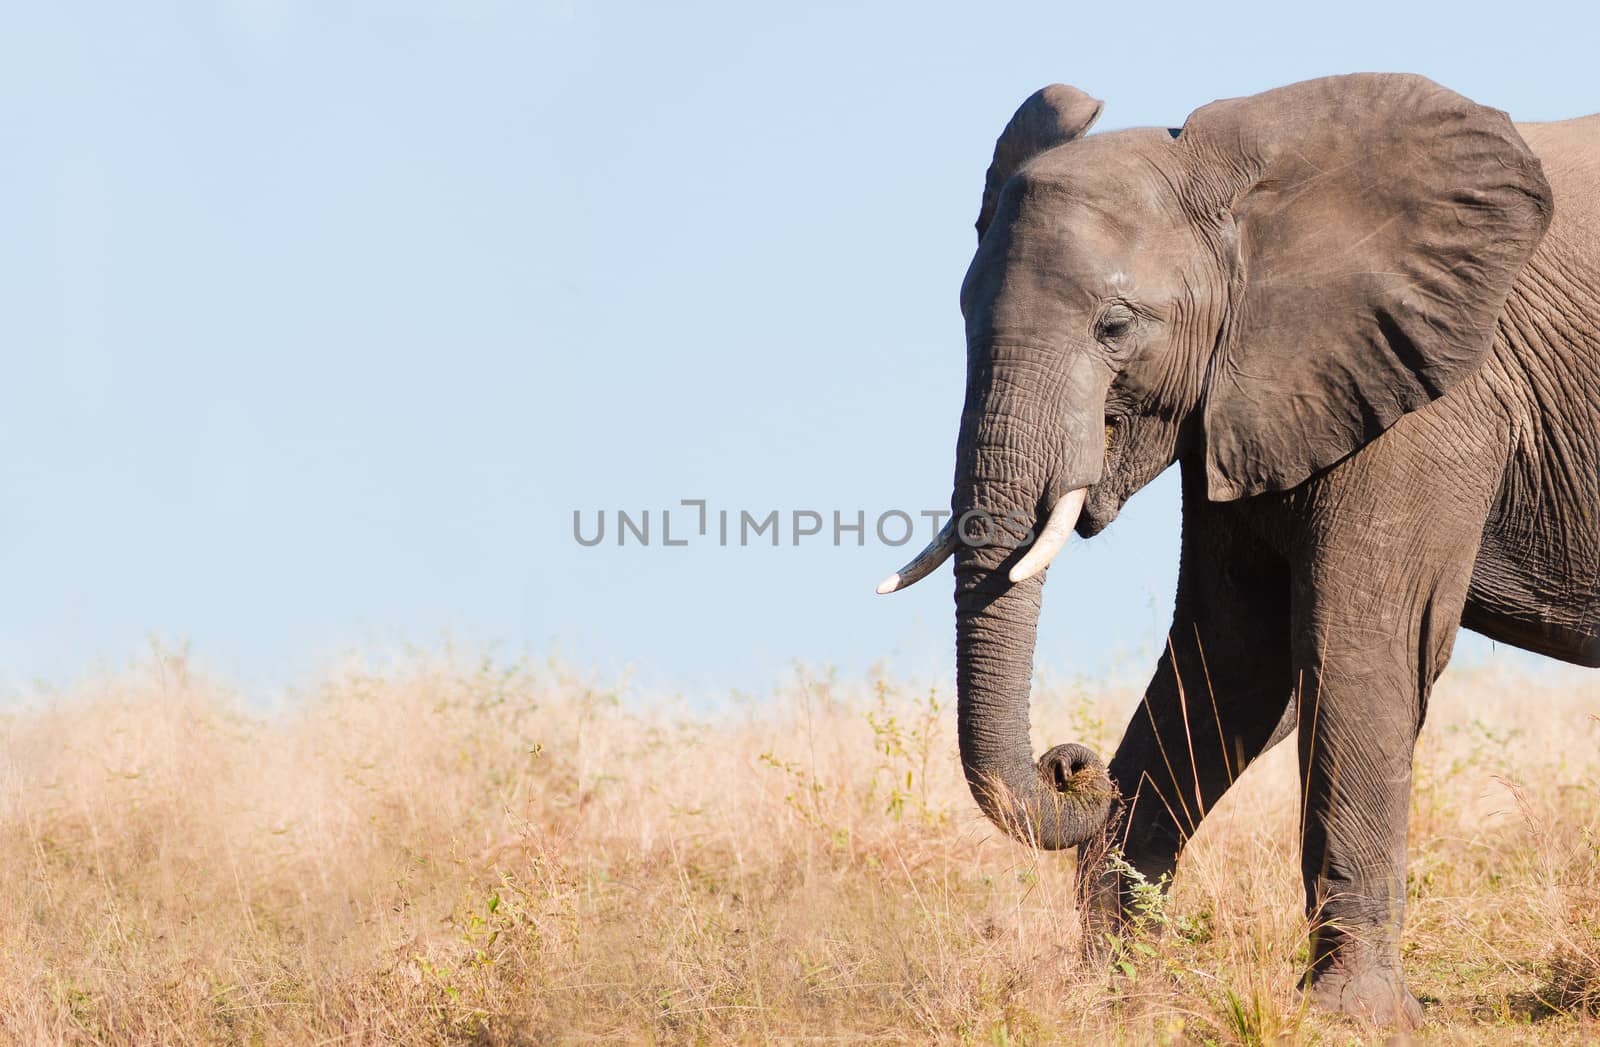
(880, 74), (1551, 850)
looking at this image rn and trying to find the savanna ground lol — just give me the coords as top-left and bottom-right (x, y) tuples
(2, 645), (1599, 1044)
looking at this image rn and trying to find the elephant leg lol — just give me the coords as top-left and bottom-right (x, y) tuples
(1081, 503), (1294, 925)
(1291, 498), (1482, 1028)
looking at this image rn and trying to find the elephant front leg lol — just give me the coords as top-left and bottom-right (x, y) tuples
(1293, 548), (1475, 1029)
(1295, 646), (1426, 1028)
(1079, 504), (1295, 937)
(1082, 623), (1294, 919)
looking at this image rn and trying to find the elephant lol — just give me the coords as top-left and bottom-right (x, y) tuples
(877, 73), (1599, 1026)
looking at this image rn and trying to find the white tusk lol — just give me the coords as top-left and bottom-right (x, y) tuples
(1008, 487), (1088, 584)
(876, 518), (959, 594)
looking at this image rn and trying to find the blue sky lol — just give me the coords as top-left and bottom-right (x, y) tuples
(4, 2), (1596, 699)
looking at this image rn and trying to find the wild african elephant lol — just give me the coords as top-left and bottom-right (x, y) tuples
(878, 73), (1599, 1026)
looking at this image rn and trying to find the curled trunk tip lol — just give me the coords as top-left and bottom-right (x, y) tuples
(968, 742), (1117, 850)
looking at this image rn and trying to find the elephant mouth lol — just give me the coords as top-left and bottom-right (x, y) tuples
(1079, 481), (1121, 538)
(1076, 418), (1126, 537)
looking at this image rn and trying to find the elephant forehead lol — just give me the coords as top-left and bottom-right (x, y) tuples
(1014, 128), (1183, 214)
(967, 130), (1210, 319)
(1011, 149), (1198, 261)
(996, 189), (1205, 304)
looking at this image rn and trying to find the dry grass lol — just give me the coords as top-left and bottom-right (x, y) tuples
(2, 645), (1599, 1044)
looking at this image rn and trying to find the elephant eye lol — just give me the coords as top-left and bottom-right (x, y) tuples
(1095, 306), (1137, 342)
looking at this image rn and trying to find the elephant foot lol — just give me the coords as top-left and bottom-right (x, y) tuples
(1074, 836), (1178, 965)
(1303, 961), (1422, 1029)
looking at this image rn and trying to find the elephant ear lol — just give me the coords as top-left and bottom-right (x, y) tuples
(976, 84), (1103, 240)
(1178, 74), (1552, 501)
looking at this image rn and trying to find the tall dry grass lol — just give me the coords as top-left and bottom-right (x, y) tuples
(1, 644), (1599, 1043)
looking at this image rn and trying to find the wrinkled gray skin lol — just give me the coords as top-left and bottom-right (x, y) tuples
(912, 74), (1600, 1027)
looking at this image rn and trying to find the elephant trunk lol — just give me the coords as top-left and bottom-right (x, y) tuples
(953, 530), (1116, 849)
(951, 361), (1117, 850)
